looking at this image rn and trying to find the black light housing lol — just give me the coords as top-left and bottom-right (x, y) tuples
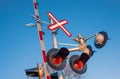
(47, 47), (69, 70)
(69, 55), (87, 74)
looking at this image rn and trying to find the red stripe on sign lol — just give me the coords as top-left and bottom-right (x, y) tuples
(34, 2), (37, 9)
(47, 76), (51, 79)
(42, 50), (47, 62)
(39, 31), (43, 40)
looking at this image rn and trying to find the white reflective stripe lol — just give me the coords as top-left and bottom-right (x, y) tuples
(48, 12), (59, 23)
(49, 20), (67, 29)
(60, 25), (71, 36)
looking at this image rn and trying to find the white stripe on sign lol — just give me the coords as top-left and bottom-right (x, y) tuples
(48, 20), (67, 30)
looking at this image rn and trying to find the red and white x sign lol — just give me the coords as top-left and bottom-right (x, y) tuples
(47, 12), (72, 37)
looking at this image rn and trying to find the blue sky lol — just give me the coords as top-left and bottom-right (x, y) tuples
(0, 0), (120, 79)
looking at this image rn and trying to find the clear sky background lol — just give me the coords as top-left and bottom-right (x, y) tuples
(0, 0), (120, 79)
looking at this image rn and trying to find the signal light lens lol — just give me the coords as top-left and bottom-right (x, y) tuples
(94, 31), (108, 48)
(74, 61), (83, 70)
(52, 55), (63, 65)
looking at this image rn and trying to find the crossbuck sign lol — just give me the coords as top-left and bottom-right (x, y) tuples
(47, 12), (72, 37)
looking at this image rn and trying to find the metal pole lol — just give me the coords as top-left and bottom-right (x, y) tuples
(32, 0), (51, 79)
(49, 18), (58, 49)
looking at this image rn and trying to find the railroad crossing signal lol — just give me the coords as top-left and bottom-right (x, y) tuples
(25, 0), (109, 77)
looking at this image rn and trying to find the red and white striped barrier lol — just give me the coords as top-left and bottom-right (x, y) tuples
(33, 0), (51, 79)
